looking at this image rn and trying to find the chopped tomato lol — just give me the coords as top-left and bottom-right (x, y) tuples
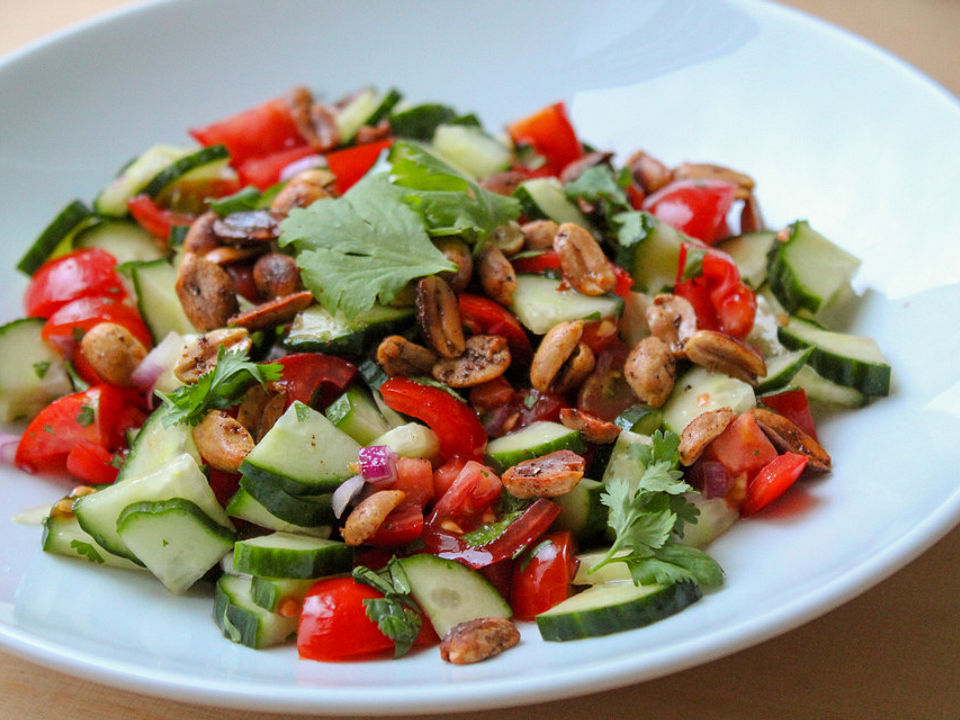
(511, 249), (561, 275)
(432, 458), (468, 500)
(207, 468), (242, 507)
(24, 248), (127, 319)
(422, 498), (561, 569)
(675, 246), (756, 339)
(741, 452), (809, 516)
(468, 377), (516, 414)
(580, 318), (619, 355)
(15, 386), (138, 474)
(760, 388), (818, 440)
(626, 183), (645, 210)
(65, 441), (120, 485)
(426, 460), (502, 533)
(703, 412), (778, 480)
(235, 145), (317, 191)
(190, 98), (307, 166)
(298, 577), (435, 661)
(42, 296), (153, 357)
(510, 531), (578, 619)
(611, 264), (634, 298)
(326, 139), (393, 194)
(271, 354), (357, 410)
(381, 456), (435, 508)
(127, 194), (194, 240)
(576, 341), (635, 421)
(379, 377), (487, 461)
(508, 102), (583, 176)
(643, 179), (737, 245)
(366, 504), (424, 547)
(480, 559), (515, 600)
(458, 294), (532, 364)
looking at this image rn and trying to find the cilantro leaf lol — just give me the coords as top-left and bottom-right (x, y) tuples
(280, 173), (455, 321)
(33, 361), (50, 379)
(75, 405), (95, 427)
(70, 539), (104, 564)
(352, 559), (423, 658)
(156, 346), (282, 427)
(564, 165), (630, 216)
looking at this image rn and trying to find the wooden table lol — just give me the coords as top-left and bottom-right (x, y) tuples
(2, 2), (959, 718)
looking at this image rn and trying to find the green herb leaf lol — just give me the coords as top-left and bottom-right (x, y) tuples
(75, 405), (95, 427)
(33, 361), (50, 379)
(65, 361), (90, 392)
(209, 186), (263, 216)
(42, 424), (55, 435)
(352, 559), (423, 658)
(70, 539), (104, 564)
(156, 346), (283, 427)
(564, 165), (630, 216)
(461, 508), (524, 547)
(280, 173), (455, 321)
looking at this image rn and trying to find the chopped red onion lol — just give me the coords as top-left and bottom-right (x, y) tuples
(279, 154), (327, 181)
(358, 445), (398, 484)
(690, 460), (733, 499)
(332, 474), (366, 519)
(0, 432), (20, 466)
(130, 331), (183, 390)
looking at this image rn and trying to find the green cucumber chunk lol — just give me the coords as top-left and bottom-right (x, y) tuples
(225, 487), (332, 537)
(237, 475), (334, 527)
(372, 422), (440, 460)
(335, 87), (402, 143)
(140, 144), (230, 198)
(601, 430), (652, 488)
(551, 478), (608, 547)
(117, 408), (201, 483)
(41, 513), (145, 571)
(614, 211), (696, 294)
(250, 575), (326, 612)
(513, 178), (593, 228)
(675, 493), (739, 549)
(431, 124), (512, 178)
(0, 318), (72, 422)
(536, 580), (702, 641)
(613, 405), (663, 435)
(95, 145), (195, 217)
(232, 532), (352, 579)
(789, 365), (867, 407)
(284, 303), (414, 356)
(325, 387), (394, 445)
(715, 230), (776, 289)
(485, 421), (586, 472)
(131, 259), (198, 341)
(572, 549), (632, 585)
(215, 574), (298, 649)
(116, 498), (235, 594)
(661, 367), (756, 434)
(17, 200), (95, 275)
(75, 220), (166, 265)
(397, 553), (511, 637)
(510, 274), (623, 335)
(755, 347), (813, 394)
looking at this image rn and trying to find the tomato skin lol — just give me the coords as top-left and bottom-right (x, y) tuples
(740, 452), (809, 516)
(326, 140), (394, 195)
(42, 296), (153, 356)
(458, 294), (532, 364)
(510, 531), (577, 619)
(511, 250), (562, 275)
(65, 441), (120, 485)
(643, 179), (737, 245)
(271, 354), (357, 410)
(127, 194), (194, 240)
(508, 102), (583, 176)
(760, 389), (818, 440)
(427, 460), (502, 533)
(611, 264), (634, 299)
(580, 318), (619, 355)
(432, 458), (468, 500)
(468, 377), (516, 414)
(236, 145), (317, 191)
(379, 377), (487, 461)
(366, 504), (424, 547)
(298, 577), (435, 661)
(24, 248), (127, 319)
(675, 247), (756, 339)
(380, 456), (435, 509)
(191, 98), (306, 166)
(703, 412), (778, 481)
(207, 468), (241, 507)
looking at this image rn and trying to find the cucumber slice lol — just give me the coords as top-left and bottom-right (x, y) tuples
(0, 318), (72, 422)
(232, 532), (352, 579)
(755, 347), (813, 394)
(536, 580), (701, 641)
(95, 145), (195, 217)
(215, 573), (298, 649)
(715, 230), (777, 289)
(371, 422), (441, 460)
(779, 316), (890, 396)
(485, 421), (586, 472)
(116, 498), (235, 594)
(131, 259), (198, 341)
(513, 178), (594, 228)
(431, 124), (512, 178)
(73, 453), (231, 562)
(250, 575), (320, 612)
(618, 291), (652, 348)
(140, 144), (230, 198)
(572, 549), (631, 585)
(675, 493), (739, 549)
(237, 475), (335, 527)
(510, 274), (623, 335)
(661, 367), (756, 434)
(396, 553), (511, 637)
(41, 513), (145, 571)
(240, 401), (360, 495)
(613, 405), (663, 435)
(789, 364), (867, 407)
(284, 303), (414, 356)
(116, 408), (201, 483)
(551, 478), (608, 547)
(335, 87), (402, 143)
(614, 211), (695, 294)
(325, 387), (394, 445)
(601, 430), (652, 489)
(75, 220), (166, 265)
(17, 200), (95, 275)
(225, 487), (332, 537)
(766, 220), (861, 315)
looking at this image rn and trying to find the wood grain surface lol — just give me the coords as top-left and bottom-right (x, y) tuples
(2, 2), (958, 718)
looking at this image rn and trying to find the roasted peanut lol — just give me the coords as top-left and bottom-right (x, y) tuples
(679, 408), (737, 466)
(212, 210), (281, 247)
(674, 162), (755, 200)
(683, 330), (766, 385)
(751, 408), (831, 472)
(284, 85), (320, 147)
(501, 449), (585, 498)
(341, 490), (406, 546)
(491, 221), (525, 256)
(434, 237), (474, 293)
(182, 211), (220, 256)
(432, 334), (511, 388)
(202, 246), (265, 266)
(553, 222), (615, 296)
(646, 293), (697, 355)
(79, 321), (147, 387)
(227, 290), (314, 331)
(478, 244), (517, 306)
(520, 219), (560, 251)
(309, 104), (341, 152)
(236, 383), (286, 441)
(530, 320), (596, 393)
(175, 253), (239, 331)
(624, 336), (676, 408)
(269, 168), (337, 215)
(175, 327), (251, 383)
(416, 275), (466, 358)
(626, 150), (673, 194)
(559, 151), (614, 184)
(440, 617), (520, 665)
(559, 408), (621, 444)
(740, 192), (765, 234)
(192, 410), (255, 473)
(355, 120), (391, 144)
(253, 252), (301, 300)
(479, 170), (527, 196)
(377, 335), (438, 376)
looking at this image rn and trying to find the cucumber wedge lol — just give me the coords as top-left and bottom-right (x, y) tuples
(17, 200), (95, 275)
(232, 532), (352, 579)
(0, 318), (72, 422)
(225, 487), (332, 537)
(325, 387), (395, 445)
(372, 423), (440, 460)
(755, 347), (813, 394)
(237, 475), (335, 527)
(572, 549), (632, 585)
(536, 580), (701, 641)
(661, 367), (756, 434)
(41, 513), (145, 571)
(485, 420), (585, 472)
(140, 144), (230, 198)
(284, 303), (414, 356)
(513, 177), (594, 228)
(551, 478), (608, 547)
(95, 145), (195, 217)
(614, 211), (696, 294)
(715, 230), (777, 289)
(215, 574), (298, 649)
(117, 408), (201, 483)
(510, 274), (623, 335)
(431, 124), (511, 178)
(75, 220), (166, 265)
(131, 259), (198, 341)
(335, 87), (402, 143)
(250, 575), (321, 612)
(789, 364), (867, 408)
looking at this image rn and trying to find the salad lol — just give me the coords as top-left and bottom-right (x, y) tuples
(3, 85), (891, 664)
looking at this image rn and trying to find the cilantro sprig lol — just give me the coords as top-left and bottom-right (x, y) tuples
(156, 346), (282, 427)
(352, 559), (422, 658)
(591, 430), (724, 589)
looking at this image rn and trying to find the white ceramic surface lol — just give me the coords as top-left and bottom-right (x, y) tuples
(1, 0), (958, 714)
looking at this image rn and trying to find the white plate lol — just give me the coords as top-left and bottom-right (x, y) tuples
(1, 0), (959, 714)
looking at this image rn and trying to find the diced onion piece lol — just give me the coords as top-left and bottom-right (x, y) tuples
(130, 331), (184, 390)
(0, 432), (21, 466)
(332, 474), (366, 519)
(279, 154), (327, 181)
(357, 445), (398, 484)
